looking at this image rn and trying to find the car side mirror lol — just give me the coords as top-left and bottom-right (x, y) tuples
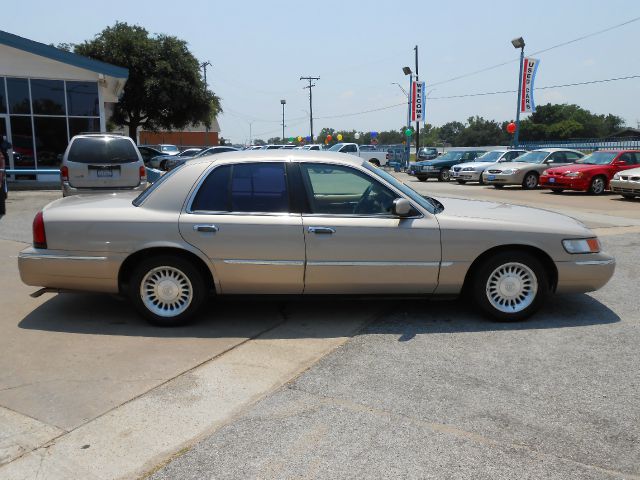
(613, 159), (627, 166)
(392, 198), (412, 217)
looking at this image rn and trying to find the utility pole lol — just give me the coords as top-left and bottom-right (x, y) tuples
(281, 99), (286, 142)
(300, 76), (320, 139)
(200, 61), (212, 146)
(414, 45), (420, 153)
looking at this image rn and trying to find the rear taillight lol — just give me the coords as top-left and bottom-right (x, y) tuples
(60, 165), (69, 182)
(139, 165), (147, 181)
(33, 211), (47, 249)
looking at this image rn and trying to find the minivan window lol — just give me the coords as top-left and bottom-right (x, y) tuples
(68, 137), (139, 164)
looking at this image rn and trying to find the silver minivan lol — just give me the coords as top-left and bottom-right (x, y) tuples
(60, 134), (147, 196)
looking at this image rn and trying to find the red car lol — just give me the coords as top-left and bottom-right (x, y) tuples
(540, 150), (640, 195)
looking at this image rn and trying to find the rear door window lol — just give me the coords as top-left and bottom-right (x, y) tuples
(68, 137), (139, 164)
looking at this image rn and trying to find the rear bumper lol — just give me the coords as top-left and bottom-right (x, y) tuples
(555, 253), (615, 294)
(18, 247), (123, 293)
(62, 181), (147, 197)
(539, 176), (589, 190)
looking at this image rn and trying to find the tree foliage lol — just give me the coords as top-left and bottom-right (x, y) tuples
(74, 22), (221, 140)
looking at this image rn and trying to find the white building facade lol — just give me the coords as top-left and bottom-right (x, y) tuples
(0, 30), (128, 180)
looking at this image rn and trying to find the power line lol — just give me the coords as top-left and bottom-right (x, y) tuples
(426, 15), (640, 88)
(315, 102), (406, 120)
(428, 74), (640, 100)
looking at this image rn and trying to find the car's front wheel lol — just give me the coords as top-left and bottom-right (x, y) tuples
(438, 169), (451, 182)
(588, 176), (606, 195)
(522, 172), (539, 189)
(622, 194), (636, 199)
(456, 180), (466, 185)
(550, 189), (564, 194)
(416, 176), (427, 182)
(129, 255), (207, 326)
(469, 251), (549, 322)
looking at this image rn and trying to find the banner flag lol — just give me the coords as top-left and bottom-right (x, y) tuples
(411, 81), (425, 122)
(521, 57), (540, 113)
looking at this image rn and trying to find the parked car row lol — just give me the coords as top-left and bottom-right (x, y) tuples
(409, 146), (640, 199)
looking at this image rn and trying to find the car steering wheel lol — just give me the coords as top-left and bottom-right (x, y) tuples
(353, 184), (374, 214)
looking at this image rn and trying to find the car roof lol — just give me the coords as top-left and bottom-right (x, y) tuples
(187, 149), (364, 168)
(529, 148), (583, 153)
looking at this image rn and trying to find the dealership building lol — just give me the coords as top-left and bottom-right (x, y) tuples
(0, 30), (128, 180)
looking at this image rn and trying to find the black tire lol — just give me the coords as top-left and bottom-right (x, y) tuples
(417, 176), (427, 182)
(468, 250), (550, 322)
(456, 180), (467, 185)
(438, 169), (451, 182)
(478, 174), (485, 185)
(369, 159), (380, 167)
(0, 193), (5, 215)
(493, 184), (504, 189)
(588, 176), (606, 195)
(622, 194), (636, 199)
(550, 189), (564, 194)
(128, 255), (208, 326)
(159, 160), (168, 171)
(522, 172), (539, 190)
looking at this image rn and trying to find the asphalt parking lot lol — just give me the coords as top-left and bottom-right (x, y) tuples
(1, 181), (639, 479)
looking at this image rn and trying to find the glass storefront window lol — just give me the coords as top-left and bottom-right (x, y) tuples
(31, 79), (66, 115)
(0, 78), (6, 114)
(34, 117), (68, 168)
(68, 117), (100, 138)
(66, 81), (99, 116)
(7, 78), (31, 114)
(10, 116), (35, 170)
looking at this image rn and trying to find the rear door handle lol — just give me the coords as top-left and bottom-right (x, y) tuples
(308, 226), (336, 234)
(194, 224), (219, 233)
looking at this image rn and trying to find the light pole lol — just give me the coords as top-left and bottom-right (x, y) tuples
(200, 61), (212, 146)
(511, 36), (525, 147)
(280, 99), (286, 143)
(248, 121), (253, 147)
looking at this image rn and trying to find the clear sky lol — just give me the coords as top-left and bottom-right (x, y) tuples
(3, 0), (639, 143)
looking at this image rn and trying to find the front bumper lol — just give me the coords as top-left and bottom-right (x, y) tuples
(18, 247), (123, 293)
(555, 252), (616, 294)
(610, 179), (640, 196)
(482, 172), (521, 185)
(452, 170), (481, 181)
(539, 175), (589, 191)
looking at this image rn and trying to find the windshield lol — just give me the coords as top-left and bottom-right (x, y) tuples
(429, 151), (464, 162)
(364, 162), (440, 213)
(575, 151), (618, 165)
(328, 143), (346, 152)
(475, 151), (504, 162)
(161, 145), (179, 153)
(513, 151), (549, 164)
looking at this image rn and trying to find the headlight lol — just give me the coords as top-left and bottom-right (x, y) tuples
(613, 173), (621, 180)
(564, 172), (583, 178)
(502, 168), (519, 175)
(562, 238), (601, 254)
(542, 170), (549, 176)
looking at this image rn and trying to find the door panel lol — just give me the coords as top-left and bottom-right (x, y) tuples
(180, 214), (305, 294)
(302, 215), (441, 294)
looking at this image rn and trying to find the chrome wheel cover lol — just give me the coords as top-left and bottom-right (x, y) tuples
(140, 266), (193, 317)
(525, 174), (537, 188)
(591, 177), (605, 194)
(486, 262), (538, 313)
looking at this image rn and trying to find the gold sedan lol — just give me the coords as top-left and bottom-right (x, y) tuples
(19, 151), (615, 326)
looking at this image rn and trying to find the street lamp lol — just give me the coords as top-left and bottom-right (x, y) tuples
(512, 37), (525, 147)
(280, 99), (286, 143)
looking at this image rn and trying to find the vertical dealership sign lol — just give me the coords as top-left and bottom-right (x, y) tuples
(520, 57), (540, 113)
(411, 81), (425, 122)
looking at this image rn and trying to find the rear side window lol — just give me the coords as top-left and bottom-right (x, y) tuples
(191, 162), (289, 213)
(68, 137), (139, 164)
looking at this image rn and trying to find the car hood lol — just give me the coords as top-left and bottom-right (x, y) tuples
(488, 161), (542, 170)
(435, 197), (592, 237)
(453, 161), (493, 169)
(545, 163), (606, 173)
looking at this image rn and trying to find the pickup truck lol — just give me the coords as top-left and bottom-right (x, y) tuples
(327, 143), (388, 167)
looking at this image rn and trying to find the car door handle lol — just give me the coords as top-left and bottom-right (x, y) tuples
(194, 224), (219, 233)
(308, 227), (336, 234)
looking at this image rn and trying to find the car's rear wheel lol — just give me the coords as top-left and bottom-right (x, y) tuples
(417, 176), (427, 182)
(129, 255), (207, 326)
(493, 184), (504, 189)
(522, 172), (539, 189)
(438, 169), (451, 182)
(469, 251), (549, 322)
(622, 194), (636, 199)
(369, 159), (380, 167)
(159, 160), (168, 171)
(0, 181), (6, 215)
(588, 176), (606, 195)
(550, 189), (564, 194)
(456, 180), (466, 185)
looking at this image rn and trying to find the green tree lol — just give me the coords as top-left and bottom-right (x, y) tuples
(75, 22), (221, 141)
(438, 121), (465, 146)
(457, 116), (509, 146)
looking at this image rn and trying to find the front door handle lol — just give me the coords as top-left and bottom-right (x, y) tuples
(308, 226), (336, 234)
(194, 224), (219, 233)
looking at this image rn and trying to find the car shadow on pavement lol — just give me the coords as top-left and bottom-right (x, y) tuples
(18, 291), (618, 339)
(369, 293), (620, 342)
